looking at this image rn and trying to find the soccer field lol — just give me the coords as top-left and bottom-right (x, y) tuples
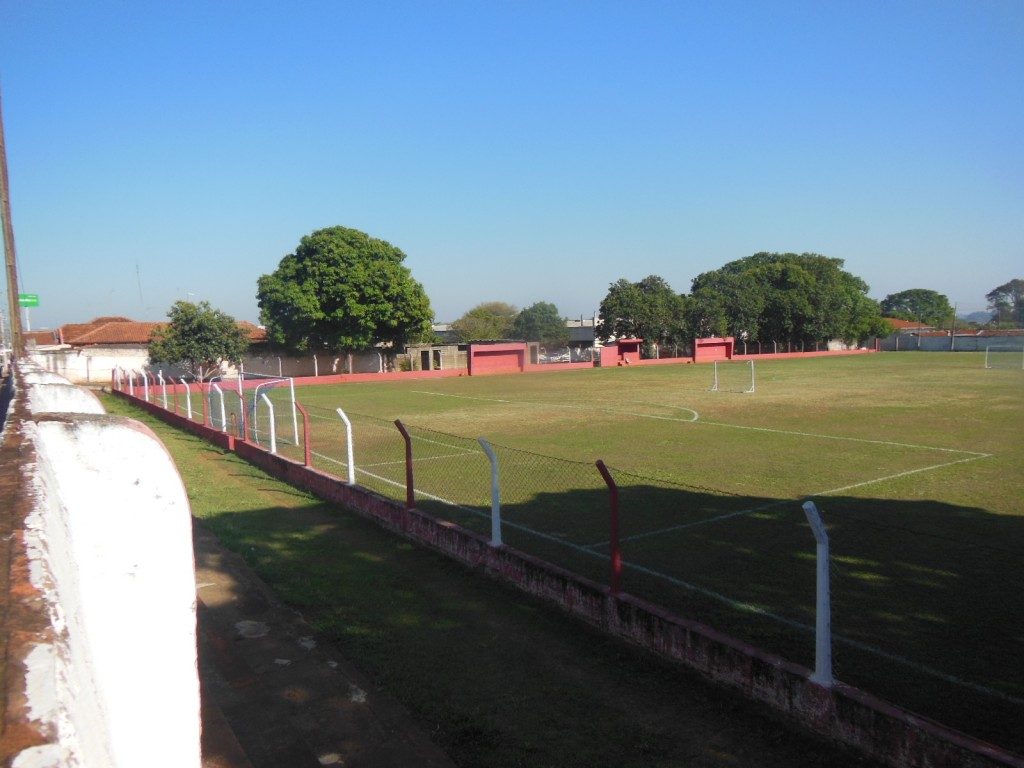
(246, 352), (1023, 751)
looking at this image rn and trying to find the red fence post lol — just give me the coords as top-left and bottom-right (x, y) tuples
(202, 382), (211, 427)
(295, 402), (312, 467)
(394, 419), (415, 510)
(595, 460), (621, 596)
(171, 377), (179, 414)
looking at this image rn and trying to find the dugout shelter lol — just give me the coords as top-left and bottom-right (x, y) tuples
(599, 338), (643, 367)
(693, 336), (735, 362)
(468, 342), (528, 375)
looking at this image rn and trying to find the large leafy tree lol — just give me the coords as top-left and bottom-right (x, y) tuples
(451, 302), (518, 341)
(596, 275), (688, 353)
(986, 279), (1024, 326)
(148, 301), (250, 381)
(879, 289), (954, 327)
(256, 226), (434, 353)
(511, 302), (569, 347)
(687, 253), (887, 344)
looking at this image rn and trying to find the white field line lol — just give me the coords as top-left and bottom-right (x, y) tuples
(343, 461), (604, 553)
(699, 419), (989, 457)
(412, 390), (700, 422)
(586, 500), (792, 548)
(361, 451), (480, 469)
(307, 448), (1020, 706)
(594, 451), (994, 548)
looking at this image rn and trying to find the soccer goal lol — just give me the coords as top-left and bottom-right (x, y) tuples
(984, 345), (1024, 370)
(243, 373), (300, 446)
(710, 359), (755, 393)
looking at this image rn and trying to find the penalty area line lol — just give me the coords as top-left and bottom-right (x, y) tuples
(590, 451), (993, 548)
(412, 390), (700, 423)
(699, 419), (989, 457)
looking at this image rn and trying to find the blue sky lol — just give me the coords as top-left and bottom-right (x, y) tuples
(1, 1), (1021, 329)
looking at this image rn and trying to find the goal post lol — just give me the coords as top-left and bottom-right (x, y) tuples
(241, 373), (300, 446)
(984, 345), (1024, 370)
(710, 359), (755, 393)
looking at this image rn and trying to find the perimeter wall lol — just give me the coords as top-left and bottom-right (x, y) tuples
(1, 364), (201, 768)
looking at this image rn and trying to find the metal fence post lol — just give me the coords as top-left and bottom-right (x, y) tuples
(295, 402), (312, 467)
(335, 408), (356, 484)
(802, 501), (833, 687)
(183, 379), (193, 420)
(478, 438), (502, 546)
(260, 393), (276, 454)
(395, 419), (415, 510)
(237, 391), (247, 441)
(596, 460), (621, 596)
(158, 371), (168, 409)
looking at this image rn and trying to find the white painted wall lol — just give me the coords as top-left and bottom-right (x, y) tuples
(14, 362), (202, 768)
(27, 345), (235, 384)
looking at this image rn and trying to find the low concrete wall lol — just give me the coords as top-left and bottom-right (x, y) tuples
(524, 361), (593, 373)
(880, 334), (1024, 352)
(2, 364), (201, 768)
(113, 385), (1022, 768)
(733, 348), (875, 361)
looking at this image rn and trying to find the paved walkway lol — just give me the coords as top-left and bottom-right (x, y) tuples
(194, 520), (456, 768)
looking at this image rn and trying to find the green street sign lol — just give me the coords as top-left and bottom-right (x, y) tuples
(18, 293), (39, 308)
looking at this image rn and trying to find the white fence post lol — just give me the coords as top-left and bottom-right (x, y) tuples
(260, 393), (277, 454)
(142, 372), (150, 402)
(802, 501), (833, 687)
(158, 371), (168, 409)
(335, 408), (356, 485)
(184, 379), (193, 419)
(477, 438), (502, 547)
(288, 378), (299, 445)
(211, 384), (227, 432)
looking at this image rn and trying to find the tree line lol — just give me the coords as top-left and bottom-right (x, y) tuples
(149, 224), (1023, 378)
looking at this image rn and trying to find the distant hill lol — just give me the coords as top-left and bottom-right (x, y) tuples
(958, 311), (993, 324)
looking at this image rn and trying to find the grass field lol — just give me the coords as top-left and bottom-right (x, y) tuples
(101, 391), (886, 768)
(222, 352), (1023, 752)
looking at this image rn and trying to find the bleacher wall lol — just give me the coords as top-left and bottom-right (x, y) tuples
(0, 364), (201, 768)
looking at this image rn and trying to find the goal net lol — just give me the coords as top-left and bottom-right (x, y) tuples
(710, 359), (756, 393)
(984, 345), (1024, 370)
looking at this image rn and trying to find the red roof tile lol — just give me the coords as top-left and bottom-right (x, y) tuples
(884, 318), (934, 331)
(58, 317), (265, 346)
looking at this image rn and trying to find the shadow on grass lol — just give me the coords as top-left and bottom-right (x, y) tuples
(413, 482), (1024, 756)
(193, 501), (886, 768)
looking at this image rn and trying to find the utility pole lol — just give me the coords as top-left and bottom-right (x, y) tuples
(0, 83), (25, 359)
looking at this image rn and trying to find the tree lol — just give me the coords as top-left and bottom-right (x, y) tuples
(986, 279), (1024, 327)
(596, 275), (688, 354)
(148, 301), (250, 381)
(511, 302), (569, 347)
(687, 253), (887, 345)
(256, 226), (434, 353)
(451, 302), (518, 341)
(879, 289), (954, 327)
(687, 270), (765, 339)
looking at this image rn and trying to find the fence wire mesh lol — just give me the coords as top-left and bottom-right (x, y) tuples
(116, 376), (1024, 751)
